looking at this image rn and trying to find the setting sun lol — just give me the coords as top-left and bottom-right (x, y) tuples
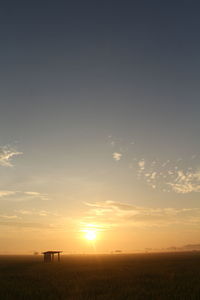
(85, 230), (97, 241)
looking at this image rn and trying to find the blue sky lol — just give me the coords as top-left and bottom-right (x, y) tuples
(0, 0), (200, 253)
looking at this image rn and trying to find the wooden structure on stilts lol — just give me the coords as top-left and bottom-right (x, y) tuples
(42, 251), (62, 263)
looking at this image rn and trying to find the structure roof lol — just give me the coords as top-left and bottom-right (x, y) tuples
(42, 251), (62, 254)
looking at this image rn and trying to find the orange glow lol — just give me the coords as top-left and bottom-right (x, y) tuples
(85, 230), (97, 241)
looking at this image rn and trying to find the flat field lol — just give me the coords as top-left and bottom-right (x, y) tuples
(0, 252), (200, 300)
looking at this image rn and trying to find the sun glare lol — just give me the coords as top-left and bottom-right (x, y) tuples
(85, 230), (97, 241)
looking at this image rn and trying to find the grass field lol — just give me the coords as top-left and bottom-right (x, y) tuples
(0, 252), (200, 300)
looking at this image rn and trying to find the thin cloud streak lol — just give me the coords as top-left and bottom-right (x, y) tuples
(0, 191), (16, 198)
(0, 190), (49, 201)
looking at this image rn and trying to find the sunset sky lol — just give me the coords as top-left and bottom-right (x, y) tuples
(0, 1), (200, 253)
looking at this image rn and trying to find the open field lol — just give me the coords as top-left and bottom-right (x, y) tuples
(0, 253), (200, 300)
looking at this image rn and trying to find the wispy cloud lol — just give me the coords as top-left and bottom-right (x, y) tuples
(0, 221), (53, 229)
(107, 136), (200, 194)
(24, 192), (49, 201)
(168, 170), (200, 193)
(83, 201), (200, 229)
(137, 159), (200, 194)
(0, 214), (19, 220)
(0, 191), (16, 198)
(138, 159), (145, 171)
(16, 209), (59, 217)
(112, 152), (122, 161)
(0, 209), (61, 231)
(0, 146), (22, 167)
(0, 190), (49, 201)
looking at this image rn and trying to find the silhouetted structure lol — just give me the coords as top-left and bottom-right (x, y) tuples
(115, 250), (122, 253)
(42, 251), (62, 263)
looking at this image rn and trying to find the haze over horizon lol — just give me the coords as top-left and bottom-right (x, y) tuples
(0, 0), (200, 254)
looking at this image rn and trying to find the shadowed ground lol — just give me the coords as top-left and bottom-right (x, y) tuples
(0, 253), (200, 299)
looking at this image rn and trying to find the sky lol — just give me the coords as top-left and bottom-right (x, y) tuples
(0, 0), (200, 253)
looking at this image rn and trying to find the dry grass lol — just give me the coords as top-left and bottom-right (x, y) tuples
(0, 252), (200, 299)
